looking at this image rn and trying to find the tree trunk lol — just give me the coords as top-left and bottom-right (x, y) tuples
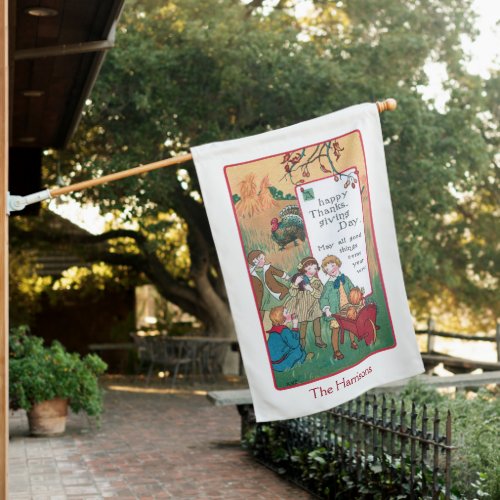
(194, 272), (236, 338)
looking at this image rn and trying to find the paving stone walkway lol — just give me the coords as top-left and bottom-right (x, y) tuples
(9, 377), (312, 499)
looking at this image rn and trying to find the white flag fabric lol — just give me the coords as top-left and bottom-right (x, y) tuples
(191, 103), (424, 422)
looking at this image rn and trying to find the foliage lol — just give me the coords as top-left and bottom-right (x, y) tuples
(442, 389), (500, 499)
(41, 0), (499, 331)
(9, 326), (108, 417)
(268, 186), (296, 201)
(9, 211), (139, 329)
(246, 421), (448, 498)
(400, 378), (446, 406)
(8, 249), (52, 326)
(401, 382), (500, 498)
(244, 384), (499, 498)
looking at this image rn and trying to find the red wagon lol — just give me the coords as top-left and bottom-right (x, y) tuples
(332, 303), (380, 346)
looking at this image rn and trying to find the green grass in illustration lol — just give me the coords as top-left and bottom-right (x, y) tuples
(272, 275), (396, 389)
(237, 200), (312, 276)
(241, 225), (275, 256)
(240, 223), (310, 276)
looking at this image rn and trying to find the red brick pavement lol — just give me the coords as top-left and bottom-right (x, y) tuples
(9, 378), (312, 499)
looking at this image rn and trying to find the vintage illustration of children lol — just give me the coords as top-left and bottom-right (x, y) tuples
(285, 256), (327, 350)
(320, 255), (359, 360)
(267, 306), (314, 372)
(247, 250), (290, 322)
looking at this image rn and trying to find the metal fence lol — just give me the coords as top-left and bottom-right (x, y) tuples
(247, 394), (453, 499)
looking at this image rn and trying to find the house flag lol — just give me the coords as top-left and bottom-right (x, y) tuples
(191, 103), (424, 422)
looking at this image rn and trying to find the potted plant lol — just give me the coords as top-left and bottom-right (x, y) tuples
(9, 326), (107, 436)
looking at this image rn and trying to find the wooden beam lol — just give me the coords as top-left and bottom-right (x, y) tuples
(14, 39), (115, 60)
(0, 0), (9, 497)
(421, 353), (500, 373)
(376, 370), (500, 392)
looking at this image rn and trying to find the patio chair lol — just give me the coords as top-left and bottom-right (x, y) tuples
(131, 333), (192, 386)
(160, 337), (193, 386)
(130, 332), (153, 374)
(199, 342), (228, 381)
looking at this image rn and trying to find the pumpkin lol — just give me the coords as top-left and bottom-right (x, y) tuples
(349, 287), (363, 305)
(346, 306), (358, 320)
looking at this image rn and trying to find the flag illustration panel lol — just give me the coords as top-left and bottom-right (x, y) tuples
(224, 130), (396, 390)
(192, 103), (424, 421)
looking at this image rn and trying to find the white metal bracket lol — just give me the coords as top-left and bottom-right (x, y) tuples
(7, 189), (52, 215)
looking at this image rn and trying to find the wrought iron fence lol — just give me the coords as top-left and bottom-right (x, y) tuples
(245, 393), (453, 499)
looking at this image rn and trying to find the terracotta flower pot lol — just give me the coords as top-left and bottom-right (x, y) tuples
(27, 397), (68, 436)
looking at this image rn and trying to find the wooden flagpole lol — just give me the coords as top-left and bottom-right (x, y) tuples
(50, 99), (397, 199)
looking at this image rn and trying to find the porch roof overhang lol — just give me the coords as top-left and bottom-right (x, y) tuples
(10, 0), (125, 150)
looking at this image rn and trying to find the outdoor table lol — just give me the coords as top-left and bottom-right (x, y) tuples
(165, 335), (239, 379)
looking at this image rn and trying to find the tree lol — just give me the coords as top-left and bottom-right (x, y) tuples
(39, 0), (498, 334)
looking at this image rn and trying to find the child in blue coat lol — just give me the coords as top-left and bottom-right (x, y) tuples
(267, 306), (314, 372)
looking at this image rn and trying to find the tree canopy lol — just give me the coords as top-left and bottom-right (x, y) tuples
(39, 0), (498, 333)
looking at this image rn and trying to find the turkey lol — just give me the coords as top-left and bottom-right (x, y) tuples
(270, 205), (306, 250)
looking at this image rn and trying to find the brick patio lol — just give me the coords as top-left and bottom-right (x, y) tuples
(8, 377), (311, 499)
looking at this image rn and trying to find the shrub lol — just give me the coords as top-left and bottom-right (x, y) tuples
(245, 383), (499, 498)
(398, 382), (498, 498)
(9, 326), (108, 418)
(441, 389), (499, 499)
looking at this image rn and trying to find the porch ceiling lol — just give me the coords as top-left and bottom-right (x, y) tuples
(10, 0), (125, 150)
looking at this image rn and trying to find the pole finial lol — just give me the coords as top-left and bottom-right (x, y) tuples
(376, 98), (397, 113)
